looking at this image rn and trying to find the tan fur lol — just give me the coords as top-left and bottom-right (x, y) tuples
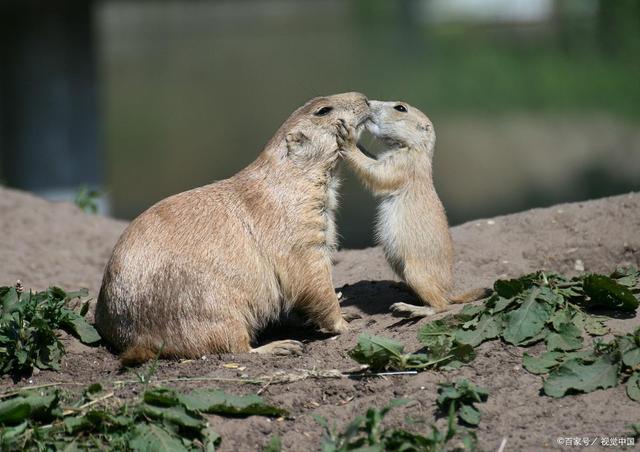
(338, 100), (486, 315)
(95, 92), (370, 364)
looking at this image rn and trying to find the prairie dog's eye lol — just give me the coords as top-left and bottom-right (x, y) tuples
(394, 105), (408, 113)
(314, 106), (333, 116)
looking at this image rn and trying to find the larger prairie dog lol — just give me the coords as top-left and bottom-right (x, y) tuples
(95, 92), (370, 364)
(338, 100), (487, 317)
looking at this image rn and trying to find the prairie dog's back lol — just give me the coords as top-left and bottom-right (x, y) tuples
(95, 178), (281, 352)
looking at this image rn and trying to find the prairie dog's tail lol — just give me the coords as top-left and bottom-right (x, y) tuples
(120, 345), (159, 367)
(450, 287), (492, 304)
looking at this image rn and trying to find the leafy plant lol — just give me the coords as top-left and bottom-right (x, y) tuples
(348, 333), (474, 372)
(349, 268), (639, 380)
(315, 399), (477, 452)
(527, 327), (640, 399)
(74, 185), (102, 214)
(0, 284), (101, 377)
(443, 268), (638, 350)
(390, 267), (640, 402)
(149, 387), (288, 417)
(418, 319), (478, 370)
(0, 384), (287, 451)
(436, 379), (488, 426)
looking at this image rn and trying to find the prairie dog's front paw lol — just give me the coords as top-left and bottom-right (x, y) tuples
(336, 119), (358, 154)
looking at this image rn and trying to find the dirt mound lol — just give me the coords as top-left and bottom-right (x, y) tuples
(1, 186), (639, 451)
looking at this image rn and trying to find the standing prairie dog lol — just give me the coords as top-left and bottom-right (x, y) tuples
(338, 100), (488, 317)
(95, 92), (370, 364)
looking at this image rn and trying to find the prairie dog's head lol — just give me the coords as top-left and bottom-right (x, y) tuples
(271, 92), (370, 167)
(366, 100), (435, 152)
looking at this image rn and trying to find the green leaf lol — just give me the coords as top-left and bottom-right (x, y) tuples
(494, 277), (529, 298)
(503, 288), (552, 345)
(129, 423), (189, 452)
(203, 426), (222, 451)
(582, 275), (639, 312)
(449, 344), (476, 366)
(537, 286), (564, 307)
(523, 351), (564, 375)
(459, 405), (481, 426)
(0, 399), (30, 425)
(63, 415), (92, 434)
(518, 327), (551, 346)
(581, 314), (609, 336)
(143, 388), (181, 408)
(349, 334), (405, 371)
(1, 288), (20, 313)
(549, 309), (571, 331)
(610, 266), (639, 288)
(140, 404), (205, 431)
(47, 287), (67, 302)
(492, 297), (514, 313)
(423, 335), (454, 361)
(436, 379), (487, 428)
(0, 420), (28, 444)
(418, 320), (453, 346)
(178, 390), (288, 417)
(543, 355), (619, 397)
(545, 323), (583, 351)
(618, 334), (640, 368)
(0, 390), (59, 425)
(626, 373), (640, 401)
(455, 314), (500, 347)
(61, 313), (101, 345)
(458, 304), (485, 319)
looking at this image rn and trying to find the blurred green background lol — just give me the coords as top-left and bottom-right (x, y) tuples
(2, 0), (640, 248)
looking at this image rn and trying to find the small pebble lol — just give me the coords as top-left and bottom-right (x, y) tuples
(574, 259), (584, 272)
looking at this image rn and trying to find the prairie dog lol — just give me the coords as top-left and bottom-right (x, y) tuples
(338, 100), (487, 317)
(95, 92), (370, 364)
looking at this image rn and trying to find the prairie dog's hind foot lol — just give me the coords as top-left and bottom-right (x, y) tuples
(390, 302), (436, 319)
(251, 340), (304, 356)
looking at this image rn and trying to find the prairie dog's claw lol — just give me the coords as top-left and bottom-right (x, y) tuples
(336, 121), (357, 153)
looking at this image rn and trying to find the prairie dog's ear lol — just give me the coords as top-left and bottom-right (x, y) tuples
(285, 131), (309, 156)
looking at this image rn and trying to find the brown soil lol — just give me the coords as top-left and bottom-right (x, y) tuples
(1, 187), (639, 451)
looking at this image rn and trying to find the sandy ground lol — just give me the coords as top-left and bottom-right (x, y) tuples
(1, 187), (639, 451)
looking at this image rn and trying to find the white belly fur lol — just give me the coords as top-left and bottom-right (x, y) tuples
(376, 194), (406, 277)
